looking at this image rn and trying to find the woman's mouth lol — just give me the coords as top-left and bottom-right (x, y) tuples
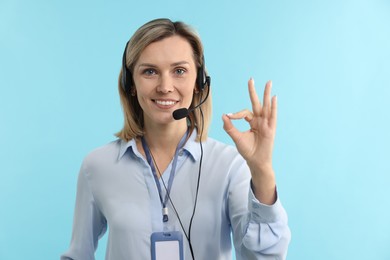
(152, 99), (178, 108)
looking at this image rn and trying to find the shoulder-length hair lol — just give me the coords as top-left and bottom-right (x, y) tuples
(116, 18), (211, 142)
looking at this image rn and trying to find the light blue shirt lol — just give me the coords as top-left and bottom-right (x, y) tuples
(61, 130), (291, 260)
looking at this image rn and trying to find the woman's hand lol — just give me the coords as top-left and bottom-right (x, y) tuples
(222, 78), (277, 205)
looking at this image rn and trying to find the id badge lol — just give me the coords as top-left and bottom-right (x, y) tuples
(151, 231), (184, 260)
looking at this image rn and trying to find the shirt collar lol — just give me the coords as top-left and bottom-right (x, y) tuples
(182, 129), (202, 162)
(118, 138), (137, 161)
(117, 129), (202, 162)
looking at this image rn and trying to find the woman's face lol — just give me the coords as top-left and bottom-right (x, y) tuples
(133, 35), (197, 128)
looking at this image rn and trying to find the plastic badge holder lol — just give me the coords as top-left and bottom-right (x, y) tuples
(151, 231), (184, 260)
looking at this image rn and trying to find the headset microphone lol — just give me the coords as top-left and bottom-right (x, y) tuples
(173, 108), (190, 120)
(172, 75), (211, 120)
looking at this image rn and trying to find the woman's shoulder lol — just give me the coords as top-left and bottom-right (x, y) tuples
(201, 137), (249, 178)
(82, 139), (124, 166)
(204, 136), (241, 158)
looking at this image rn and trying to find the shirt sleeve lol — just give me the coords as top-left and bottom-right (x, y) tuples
(60, 161), (107, 260)
(228, 163), (291, 260)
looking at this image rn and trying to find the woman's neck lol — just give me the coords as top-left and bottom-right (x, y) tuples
(143, 121), (188, 152)
(139, 121), (188, 176)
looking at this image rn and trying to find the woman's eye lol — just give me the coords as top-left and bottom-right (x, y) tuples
(143, 69), (156, 76)
(175, 68), (186, 75)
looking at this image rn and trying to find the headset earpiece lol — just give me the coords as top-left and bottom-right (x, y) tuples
(121, 42), (133, 94)
(196, 56), (211, 92)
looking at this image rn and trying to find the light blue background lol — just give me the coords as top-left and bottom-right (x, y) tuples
(1, 0), (389, 259)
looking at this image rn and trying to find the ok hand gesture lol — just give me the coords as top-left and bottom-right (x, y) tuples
(222, 78), (278, 205)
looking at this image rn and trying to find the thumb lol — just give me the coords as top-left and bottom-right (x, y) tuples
(222, 114), (241, 144)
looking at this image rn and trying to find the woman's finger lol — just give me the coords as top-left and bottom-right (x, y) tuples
(262, 80), (272, 117)
(270, 95), (278, 127)
(248, 78), (262, 117)
(222, 114), (242, 144)
(225, 109), (253, 122)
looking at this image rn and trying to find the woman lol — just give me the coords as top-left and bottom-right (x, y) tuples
(61, 18), (290, 260)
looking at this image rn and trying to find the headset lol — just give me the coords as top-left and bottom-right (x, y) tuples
(121, 41), (210, 97)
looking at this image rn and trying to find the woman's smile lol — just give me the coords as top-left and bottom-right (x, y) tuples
(152, 99), (179, 108)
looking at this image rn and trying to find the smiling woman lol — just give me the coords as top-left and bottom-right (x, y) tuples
(132, 36), (198, 130)
(117, 19), (212, 143)
(60, 18), (290, 260)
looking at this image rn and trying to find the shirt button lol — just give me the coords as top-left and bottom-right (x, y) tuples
(178, 150), (184, 156)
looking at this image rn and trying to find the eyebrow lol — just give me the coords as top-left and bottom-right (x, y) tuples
(171, 61), (190, 67)
(137, 61), (190, 68)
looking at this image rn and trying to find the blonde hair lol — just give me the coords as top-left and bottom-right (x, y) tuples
(116, 18), (211, 142)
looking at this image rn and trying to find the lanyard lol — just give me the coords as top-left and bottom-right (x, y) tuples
(141, 130), (189, 222)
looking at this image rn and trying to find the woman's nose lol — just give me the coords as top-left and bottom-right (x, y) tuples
(156, 73), (174, 93)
